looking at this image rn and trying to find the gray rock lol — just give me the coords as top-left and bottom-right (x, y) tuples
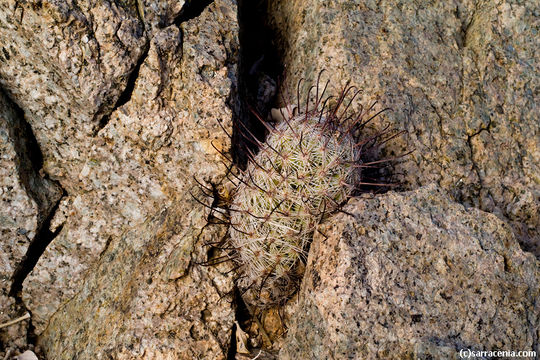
(39, 201), (235, 359)
(16, 0), (239, 358)
(268, 0), (540, 255)
(0, 0), (147, 193)
(139, 0), (185, 32)
(0, 89), (61, 356)
(280, 185), (540, 359)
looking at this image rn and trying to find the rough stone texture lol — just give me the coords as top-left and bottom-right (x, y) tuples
(139, 0), (185, 32)
(0, 0), (537, 358)
(40, 199), (235, 359)
(20, 26), (178, 335)
(0, 0), (147, 193)
(0, 90), (61, 356)
(268, 0), (540, 256)
(0, 91), (61, 241)
(280, 184), (540, 359)
(6, 0), (239, 358)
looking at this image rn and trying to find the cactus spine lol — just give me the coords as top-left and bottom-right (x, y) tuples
(229, 82), (370, 306)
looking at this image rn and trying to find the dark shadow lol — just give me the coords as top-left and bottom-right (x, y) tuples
(233, 0), (283, 168)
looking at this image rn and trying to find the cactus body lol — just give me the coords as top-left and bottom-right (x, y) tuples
(229, 109), (361, 306)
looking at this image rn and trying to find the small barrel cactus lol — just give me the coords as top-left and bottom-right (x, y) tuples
(227, 79), (385, 307)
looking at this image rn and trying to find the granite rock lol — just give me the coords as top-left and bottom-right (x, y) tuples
(280, 184), (540, 359)
(40, 197), (235, 359)
(268, 0), (540, 255)
(139, 0), (185, 32)
(0, 0), (538, 358)
(15, 0), (239, 358)
(0, 89), (61, 356)
(0, 0), (147, 193)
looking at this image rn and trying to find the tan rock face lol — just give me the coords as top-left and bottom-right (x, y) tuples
(0, 90), (61, 356)
(0, 0), (537, 358)
(40, 202), (235, 359)
(21, 19), (236, 334)
(281, 185), (539, 359)
(0, 0), (238, 358)
(0, 0), (147, 193)
(268, 0), (539, 255)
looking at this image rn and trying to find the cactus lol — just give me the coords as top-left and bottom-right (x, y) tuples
(227, 79), (383, 307)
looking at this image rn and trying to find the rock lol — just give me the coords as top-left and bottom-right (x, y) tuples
(0, 92), (60, 241)
(40, 201), (235, 360)
(14, 350), (39, 360)
(21, 26), (184, 335)
(1, 0), (537, 358)
(0, 295), (29, 358)
(139, 0), (185, 32)
(268, 0), (540, 255)
(0, 0), (147, 193)
(0, 89), (61, 357)
(22, 0), (238, 333)
(280, 184), (540, 359)
(17, 0), (239, 358)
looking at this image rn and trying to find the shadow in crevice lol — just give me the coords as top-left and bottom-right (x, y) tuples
(9, 197), (64, 302)
(233, 0), (283, 169)
(173, 0), (215, 26)
(94, 41), (151, 135)
(0, 88), (65, 352)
